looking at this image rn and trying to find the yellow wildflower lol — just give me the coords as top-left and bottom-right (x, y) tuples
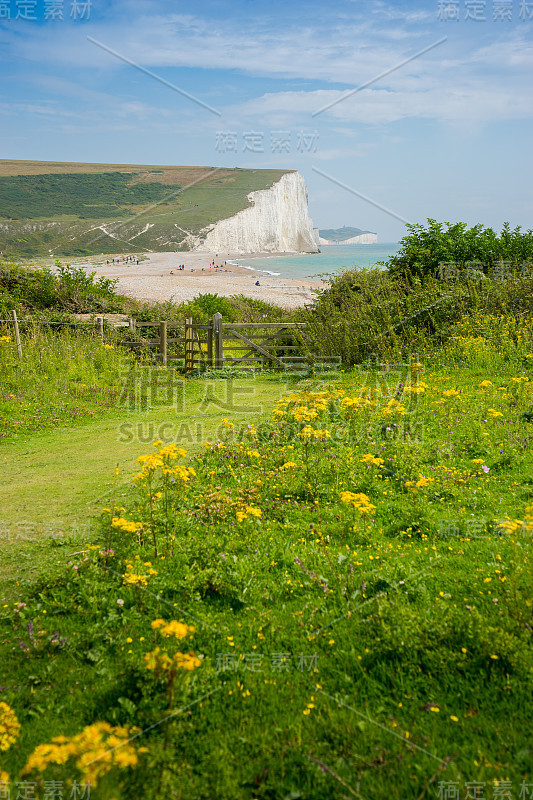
(22, 721), (145, 787)
(160, 620), (193, 639)
(299, 426), (330, 441)
(340, 491), (376, 515)
(111, 517), (142, 533)
(122, 573), (148, 587)
(360, 454), (384, 467)
(245, 506), (262, 518)
(497, 518), (525, 535)
(0, 703), (20, 751)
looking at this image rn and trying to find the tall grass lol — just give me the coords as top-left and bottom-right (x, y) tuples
(0, 324), (129, 437)
(299, 269), (533, 366)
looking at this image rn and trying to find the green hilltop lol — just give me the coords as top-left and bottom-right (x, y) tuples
(0, 160), (291, 257)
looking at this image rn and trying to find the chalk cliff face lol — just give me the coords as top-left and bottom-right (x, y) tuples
(196, 171), (319, 253)
(318, 233), (378, 245)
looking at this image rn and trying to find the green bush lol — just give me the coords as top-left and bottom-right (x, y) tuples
(186, 293), (238, 322)
(0, 260), (121, 315)
(299, 267), (533, 366)
(385, 219), (533, 280)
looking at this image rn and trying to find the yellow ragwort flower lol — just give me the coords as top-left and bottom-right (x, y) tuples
(22, 722), (146, 787)
(0, 703), (20, 751)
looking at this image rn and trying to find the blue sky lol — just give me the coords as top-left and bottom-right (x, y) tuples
(1, 0), (532, 241)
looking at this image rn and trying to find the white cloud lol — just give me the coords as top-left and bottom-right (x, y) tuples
(9, 12), (447, 86)
(223, 76), (533, 126)
(3, 10), (532, 130)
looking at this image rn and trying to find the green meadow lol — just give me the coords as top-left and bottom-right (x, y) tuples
(1, 222), (533, 798)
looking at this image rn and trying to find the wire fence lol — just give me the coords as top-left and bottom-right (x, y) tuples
(0, 312), (315, 371)
(0, 311), (120, 359)
(0, 320), (106, 325)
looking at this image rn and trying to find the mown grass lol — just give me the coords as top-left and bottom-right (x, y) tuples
(1, 312), (532, 798)
(0, 369), (289, 602)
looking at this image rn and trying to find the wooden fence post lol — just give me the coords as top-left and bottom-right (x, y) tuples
(159, 320), (167, 367)
(185, 317), (193, 372)
(11, 309), (22, 361)
(213, 312), (223, 369)
(129, 317), (136, 332)
(207, 317), (213, 368)
(97, 316), (104, 341)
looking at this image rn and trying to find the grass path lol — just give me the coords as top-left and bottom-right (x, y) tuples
(0, 376), (288, 600)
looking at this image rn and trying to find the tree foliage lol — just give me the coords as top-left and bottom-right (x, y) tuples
(385, 219), (533, 280)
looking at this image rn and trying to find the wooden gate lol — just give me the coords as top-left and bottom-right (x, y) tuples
(122, 314), (317, 372)
(214, 313), (310, 370)
(184, 317), (213, 371)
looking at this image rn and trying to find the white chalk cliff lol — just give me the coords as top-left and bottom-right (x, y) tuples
(195, 171), (319, 254)
(318, 232), (378, 245)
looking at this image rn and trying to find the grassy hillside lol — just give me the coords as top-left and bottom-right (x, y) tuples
(0, 173), (173, 219)
(0, 161), (291, 257)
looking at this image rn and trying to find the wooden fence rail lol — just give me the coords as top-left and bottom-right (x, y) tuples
(0, 313), (315, 371)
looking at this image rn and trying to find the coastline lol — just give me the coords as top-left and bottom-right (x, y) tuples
(68, 251), (327, 309)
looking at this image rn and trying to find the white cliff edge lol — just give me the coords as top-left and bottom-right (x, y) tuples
(195, 171), (319, 254)
(318, 233), (378, 245)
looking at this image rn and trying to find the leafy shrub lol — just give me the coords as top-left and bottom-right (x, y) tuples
(186, 293), (238, 322)
(385, 219), (533, 280)
(0, 260), (121, 314)
(299, 265), (533, 366)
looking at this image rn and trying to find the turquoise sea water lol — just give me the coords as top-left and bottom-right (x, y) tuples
(230, 243), (400, 281)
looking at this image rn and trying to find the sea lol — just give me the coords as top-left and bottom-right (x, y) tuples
(229, 243), (400, 281)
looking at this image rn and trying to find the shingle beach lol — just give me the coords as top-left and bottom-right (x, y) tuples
(74, 251), (326, 309)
